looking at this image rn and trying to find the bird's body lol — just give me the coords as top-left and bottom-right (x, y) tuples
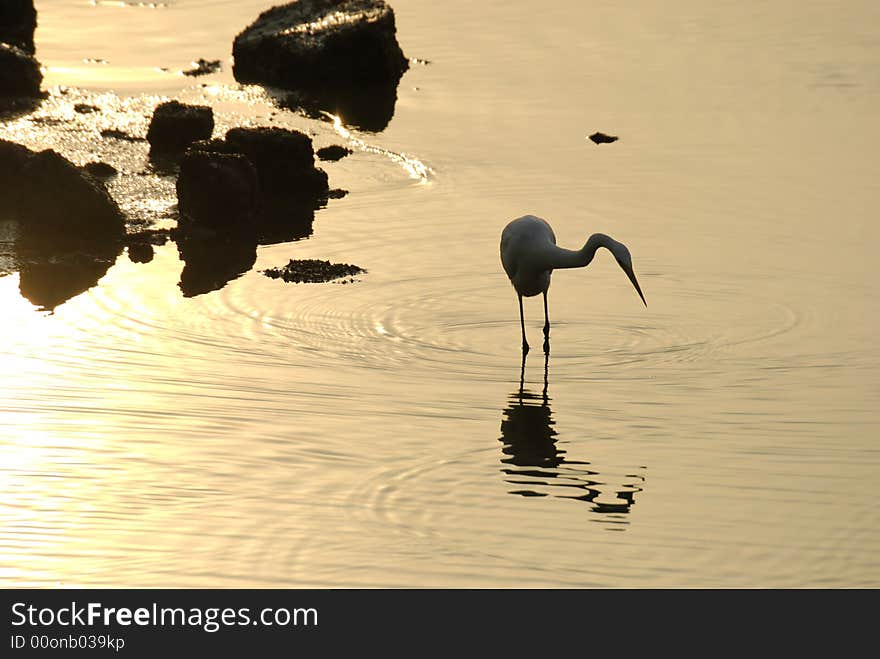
(500, 214), (646, 353)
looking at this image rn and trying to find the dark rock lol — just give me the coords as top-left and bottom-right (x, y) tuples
(327, 188), (348, 199)
(0, 43), (42, 98)
(0, 138), (33, 209)
(225, 126), (329, 199)
(0, 0), (37, 55)
(101, 128), (145, 142)
(83, 161), (118, 178)
(233, 0), (408, 130)
(174, 130), (326, 282)
(317, 144), (352, 161)
(233, 0), (408, 87)
(126, 241), (154, 264)
(1, 140), (125, 311)
(146, 100), (214, 152)
(182, 58), (222, 77)
(176, 150), (260, 227)
(74, 103), (100, 114)
(16, 149), (125, 251)
(589, 132), (618, 144)
(263, 258), (365, 283)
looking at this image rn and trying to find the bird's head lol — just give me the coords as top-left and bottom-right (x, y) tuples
(610, 241), (647, 307)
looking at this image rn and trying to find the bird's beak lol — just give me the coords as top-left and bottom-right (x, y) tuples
(623, 264), (647, 307)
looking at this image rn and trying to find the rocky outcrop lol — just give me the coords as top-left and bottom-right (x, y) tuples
(146, 100), (215, 152)
(225, 127), (329, 200)
(0, 140), (125, 311)
(0, 43), (42, 98)
(1, 142), (125, 250)
(233, 0), (408, 88)
(0, 0), (37, 55)
(18, 150), (124, 242)
(233, 0), (408, 130)
(173, 127), (330, 296)
(0, 138), (32, 202)
(177, 127), (329, 227)
(176, 150), (260, 228)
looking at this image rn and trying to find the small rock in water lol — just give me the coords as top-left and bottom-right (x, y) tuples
(317, 145), (353, 161)
(83, 161), (118, 178)
(74, 103), (100, 114)
(588, 131), (619, 144)
(182, 58), (222, 77)
(263, 258), (365, 284)
(126, 241), (154, 264)
(146, 100), (214, 153)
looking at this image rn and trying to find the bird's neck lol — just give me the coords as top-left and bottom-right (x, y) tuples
(551, 233), (615, 269)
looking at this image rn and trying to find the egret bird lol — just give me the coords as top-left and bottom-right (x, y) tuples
(500, 214), (646, 353)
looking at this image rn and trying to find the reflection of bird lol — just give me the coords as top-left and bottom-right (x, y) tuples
(499, 352), (645, 517)
(500, 215), (647, 353)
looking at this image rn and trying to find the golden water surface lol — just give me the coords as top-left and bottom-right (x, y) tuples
(1, 0), (878, 586)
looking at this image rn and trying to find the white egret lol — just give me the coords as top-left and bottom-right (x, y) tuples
(500, 214), (646, 353)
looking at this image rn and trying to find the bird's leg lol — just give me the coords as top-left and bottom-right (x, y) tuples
(542, 349), (549, 403)
(542, 291), (550, 354)
(518, 294), (529, 354)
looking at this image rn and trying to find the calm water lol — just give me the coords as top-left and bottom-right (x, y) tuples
(1, 0), (878, 587)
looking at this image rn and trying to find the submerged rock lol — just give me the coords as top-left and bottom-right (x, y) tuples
(0, 43), (42, 98)
(233, 0), (408, 130)
(263, 258), (365, 283)
(0, 0), (37, 55)
(146, 100), (215, 152)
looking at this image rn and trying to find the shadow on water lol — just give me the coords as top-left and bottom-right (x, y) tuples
(1, 218), (121, 312)
(499, 353), (646, 526)
(175, 200), (317, 298)
(275, 82), (401, 133)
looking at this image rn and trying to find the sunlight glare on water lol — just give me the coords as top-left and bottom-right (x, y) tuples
(1, 0), (878, 587)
